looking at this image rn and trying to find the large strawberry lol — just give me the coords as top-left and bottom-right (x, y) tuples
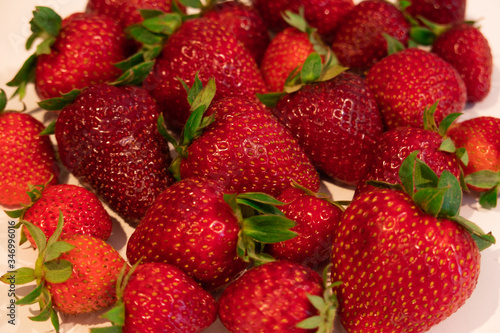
(399, 0), (466, 25)
(8, 7), (127, 101)
(365, 47), (467, 129)
(54, 83), (174, 223)
(330, 0), (410, 73)
(142, 17), (267, 131)
(95, 262), (218, 333)
(431, 23), (493, 102)
(331, 152), (495, 332)
(0, 89), (59, 207)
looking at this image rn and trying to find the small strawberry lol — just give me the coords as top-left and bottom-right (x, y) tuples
(143, 17), (267, 131)
(267, 183), (344, 270)
(365, 47), (467, 129)
(399, 0), (466, 25)
(8, 7), (127, 101)
(54, 83), (174, 223)
(94, 261), (218, 333)
(331, 151), (495, 332)
(218, 260), (338, 332)
(431, 23), (493, 102)
(1, 216), (126, 331)
(331, 0), (411, 73)
(6, 183), (113, 248)
(0, 89), (59, 207)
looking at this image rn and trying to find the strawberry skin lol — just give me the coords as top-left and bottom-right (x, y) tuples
(46, 234), (126, 315)
(218, 260), (324, 332)
(179, 96), (321, 197)
(272, 72), (385, 186)
(331, 188), (480, 332)
(401, 0), (466, 25)
(143, 17), (267, 131)
(431, 23), (493, 102)
(126, 177), (247, 291)
(365, 47), (467, 129)
(55, 83), (174, 222)
(23, 184), (113, 247)
(0, 112), (59, 207)
(122, 262), (218, 333)
(35, 12), (126, 100)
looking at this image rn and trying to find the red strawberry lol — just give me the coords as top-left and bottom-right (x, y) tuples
(143, 17), (267, 131)
(431, 23), (493, 102)
(271, 71), (385, 186)
(267, 184), (344, 269)
(99, 262), (218, 333)
(252, 0), (354, 38)
(331, 0), (410, 73)
(331, 152), (494, 332)
(8, 7), (127, 101)
(400, 0), (466, 25)
(16, 184), (113, 247)
(54, 83), (174, 223)
(0, 90), (59, 207)
(218, 260), (335, 332)
(365, 47), (467, 129)
(203, 1), (270, 64)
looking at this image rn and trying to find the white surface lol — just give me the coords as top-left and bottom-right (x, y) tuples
(0, 0), (499, 332)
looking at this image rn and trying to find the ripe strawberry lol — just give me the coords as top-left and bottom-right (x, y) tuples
(14, 183), (113, 248)
(431, 23), (493, 102)
(143, 17), (267, 131)
(271, 71), (385, 186)
(251, 0), (354, 38)
(331, 0), (410, 73)
(8, 7), (127, 101)
(365, 47), (467, 129)
(267, 184), (344, 269)
(331, 152), (494, 332)
(0, 90), (59, 207)
(218, 260), (335, 332)
(400, 0), (466, 25)
(54, 83), (174, 223)
(203, 1), (270, 64)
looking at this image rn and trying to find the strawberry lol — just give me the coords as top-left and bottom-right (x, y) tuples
(330, 0), (411, 73)
(1, 217), (126, 330)
(267, 184), (344, 270)
(7, 183), (113, 248)
(431, 23), (493, 102)
(218, 260), (337, 332)
(142, 17), (267, 131)
(203, 0), (270, 65)
(270, 71), (385, 186)
(0, 89), (59, 207)
(331, 152), (495, 332)
(96, 262), (218, 333)
(54, 83), (174, 223)
(8, 7), (127, 101)
(251, 0), (354, 38)
(399, 0), (466, 25)
(126, 176), (298, 291)
(365, 47), (467, 129)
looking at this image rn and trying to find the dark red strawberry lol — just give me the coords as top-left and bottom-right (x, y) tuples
(143, 17), (267, 132)
(0, 89), (59, 207)
(331, 152), (494, 332)
(8, 7), (127, 101)
(331, 0), (410, 73)
(431, 23), (493, 102)
(203, 1), (270, 64)
(365, 47), (467, 129)
(271, 71), (385, 186)
(400, 0), (466, 25)
(54, 83), (174, 223)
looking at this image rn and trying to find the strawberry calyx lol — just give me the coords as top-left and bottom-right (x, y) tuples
(464, 171), (500, 209)
(0, 212), (75, 333)
(290, 180), (349, 211)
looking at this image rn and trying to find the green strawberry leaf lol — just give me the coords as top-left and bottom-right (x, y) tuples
(410, 26), (436, 45)
(422, 102), (438, 132)
(111, 61), (155, 86)
(177, 0), (204, 9)
(296, 315), (322, 329)
(382, 33), (406, 55)
(301, 53), (323, 84)
(437, 170), (462, 217)
(439, 112), (462, 136)
(50, 307), (60, 333)
(16, 283), (44, 305)
(256, 92), (287, 108)
(40, 120), (56, 136)
(0, 89), (7, 112)
(141, 12), (182, 35)
(181, 73), (203, 106)
(0, 267), (36, 285)
(455, 147), (469, 166)
(413, 187), (447, 217)
(479, 187), (498, 209)
(43, 259), (73, 284)
(471, 233), (496, 251)
(29, 297), (53, 322)
(414, 158), (440, 190)
(438, 137), (456, 153)
(46, 211), (65, 249)
(464, 170), (500, 189)
(5, 208), (24, 218)
(242, 215), (297, 243)
(282, 7), (309, 33)
(19, 220), (47, 253)
(6, 53), (37, 100)
(29, 7), (62, 43)
(44, 241), (75, 262)
(450, 215), (496, 250)
(38, 89), (81, 111)
(100, 301), (126, 327)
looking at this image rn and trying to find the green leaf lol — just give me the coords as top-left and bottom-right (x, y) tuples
(20, 220), (47, 252)
(456, 147), (468, 166)
(189, 77), (216, 115)
(182, 73), (203, 106)
(91, 327), (124, 333)
(410, 26), (436, 46)
(436, 170), (462, 217)
(46, 211), (65, 249)
(142, 13), (182, 35)
(111, 61), (155, 86)
(413, 158), (439, 191)
(39, 120), (56, 136)
(38, 89), (81, 111)
(307, 294), (327, 312)
(465, 170), (500, 189)
(45, 241), (75, 262)
(43, 259), (73, 284)
(451, 215), (496, 250)
(256, 92), (287, 108)
(157, 114), (180, 150)
(100, 301), (126, 326)
(5, 208), (24, 218)
(36, 37), (56, 55)
(399, 151), (419, 194)
(0, 267), (36, 285)
(50, 307), (60, 333)
(479, 187), (498, 209)
(296, 315), (322, 329)
(177, 0), (203, 9)
(471, 233), (495, 251)
(413, 187), (447, 217)
(29, 298), (53, 322)
(382, 33), (406, 55)
(422, 102), (438, 132)
(16, 283), (44, 305)
(31, 7), (62, 38)
(0, 89), (7, 112)
(127, 25), (164, 45)
(439, 112), (462, 136)
(242, 215), (297, 243)
(301, 53), (322, 84)
(6, 53), (37, 100)
(439, 137), (456, 153)
(282, 8), (308, 33)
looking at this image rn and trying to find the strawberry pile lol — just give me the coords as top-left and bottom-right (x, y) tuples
(0, 0), (499, 332)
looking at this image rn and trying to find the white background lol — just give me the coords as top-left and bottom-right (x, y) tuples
(0, 0), (499, 332)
